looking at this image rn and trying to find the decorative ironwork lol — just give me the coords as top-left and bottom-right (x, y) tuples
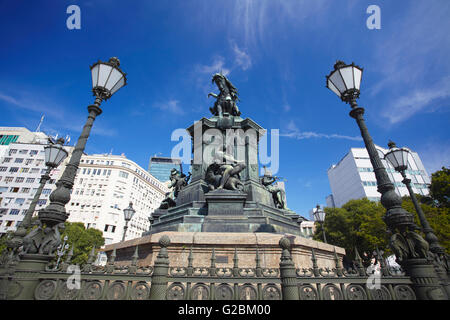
(263, 284), (281, 300)
(82, 281), (103, 300)
(346, 284), (368, 300)
(299, 284), (318, 300)
(215, 284), (233, 300)
(191, 283), (209, 300)
(106, 281), (127, 300)
(322, 284), (343, 300)
(370, 286), (392, 300)
(167, 282), (185, 300)
(34, 280), (57, 300)
(131, 282), (151, 300)
(239, 284), (257, 300)
(394, 285), (416, 300)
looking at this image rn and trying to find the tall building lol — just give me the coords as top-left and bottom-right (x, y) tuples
(0, 127), (47, 145)
(0, 130), (72, 234)
(148, 156), (182, 182)
(67, 153), (169, 245)
(327, 145), (430, 208)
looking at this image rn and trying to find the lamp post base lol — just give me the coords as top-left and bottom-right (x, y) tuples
(404, 258), (448, 300)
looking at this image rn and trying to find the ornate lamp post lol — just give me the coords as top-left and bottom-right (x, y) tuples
(384, 141), (450, 293)
(4, 58), (127, 299)
(313, 204), (327, 243)
(6, 137), (68, 255)
(122, 202), (135, 242)
(28, 57), (126, 250)
(384, 141), (445, 254)
(326, 60), (447, 300)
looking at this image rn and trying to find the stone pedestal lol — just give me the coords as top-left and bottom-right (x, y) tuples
(104, 231), (346, 271)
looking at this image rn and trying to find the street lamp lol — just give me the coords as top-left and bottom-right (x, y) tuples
(384, 141), (446, 256)
(7, 137), (68, 249)
(23, 57), (127, 256)
(313, 204), (327, 243)
(122, 202), (135, 242)
(326, 60), (447, 300)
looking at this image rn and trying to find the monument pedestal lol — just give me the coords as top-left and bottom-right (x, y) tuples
(104, 231), (346, 270)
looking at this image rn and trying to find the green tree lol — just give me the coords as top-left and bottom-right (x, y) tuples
(429, 167), (450, 208)
(313, 198), (389, 263)
(59, 222), (104, 265)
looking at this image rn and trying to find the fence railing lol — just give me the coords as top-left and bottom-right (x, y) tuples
(0, 235), (418, 300)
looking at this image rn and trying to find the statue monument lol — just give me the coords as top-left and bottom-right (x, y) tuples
(145, 73), (304, 235)
(104, 73), (345, 270)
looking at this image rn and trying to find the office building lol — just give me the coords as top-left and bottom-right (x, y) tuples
(67, 153), (169, 245)
(327, 145), (430, 208)
(148, 156), (182, 182)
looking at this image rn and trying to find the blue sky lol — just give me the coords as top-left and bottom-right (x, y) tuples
(0, 0), (449, 217)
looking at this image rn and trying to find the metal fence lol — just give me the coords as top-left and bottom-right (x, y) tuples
(0, 235), (417, 300)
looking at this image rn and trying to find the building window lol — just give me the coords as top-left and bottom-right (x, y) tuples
(10, 187), (19, 193)
(14, 198), (25, 205)
(104, 224), (116, 233)
(9, 167), (19, 173)
(19, 167), (29, 173)
(9, 209), (20, 215)
(2, 157), (12, 163)
(29, 150), (38, 156)
(119, 171), (129, 179)
(5, 176), (14, 182)
(15, 158), (24, 163)
(26, 178), (35, 183)
(31, 168), (39, 174)
(0, 167), (7, 172)
(9, 149), (18, 155)
(37, 199), (47, 206)
(25, 159), (33, 165)
(21, 187), (30, 193)
(42, 189), (51, 195)
(15, 177), (25, 183)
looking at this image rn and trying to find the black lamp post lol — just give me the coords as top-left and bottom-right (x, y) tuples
(326, 60), (447, 300)
(122, 202), (135, 242)
(313, 204), (327, 243)
(384, 141), (448, 260)
(22, 57), (127, 256)
(7, 137), (68, 252)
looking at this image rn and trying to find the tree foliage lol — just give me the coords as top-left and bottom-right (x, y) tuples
(313, 198), (389, 262)
(59, 222), (104, 265)
(429, 167), (450, 208)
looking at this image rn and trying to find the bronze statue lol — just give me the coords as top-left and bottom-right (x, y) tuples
(159, 169), (191, 209)
(205, 150), (245, 191)
(260, 166), (288, 210)
(208, 73), (241, 117)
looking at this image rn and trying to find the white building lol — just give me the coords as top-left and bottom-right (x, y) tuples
(0, 130), (72, 233)
(67, 153), (169, 245)
(327, 145), (430, 208)
(300, 219), (315, 239)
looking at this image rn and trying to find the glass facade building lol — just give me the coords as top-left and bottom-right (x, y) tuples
(148, 157), (182, 182)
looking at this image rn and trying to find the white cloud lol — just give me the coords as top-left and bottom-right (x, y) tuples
(281, 120), (362, 141)
(231, 41), (252, 71)
(0, 91), (63, 119)
(382, 77), (450, 124)
(368, 2), (450, 123)
(153, 99), (185, 115)
(195, 56), (230, 76)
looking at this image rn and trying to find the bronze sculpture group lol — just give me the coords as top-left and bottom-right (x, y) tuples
(158, 73), (289, 211)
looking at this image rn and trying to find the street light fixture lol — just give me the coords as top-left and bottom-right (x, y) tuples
(122, 202), (135, 242)
(7, 137), (68, 249)
(21, 57), (127, 257)
(313, 204), (327, 243)
(384, 141), (447, 257)
(326, 60), (447, 300)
